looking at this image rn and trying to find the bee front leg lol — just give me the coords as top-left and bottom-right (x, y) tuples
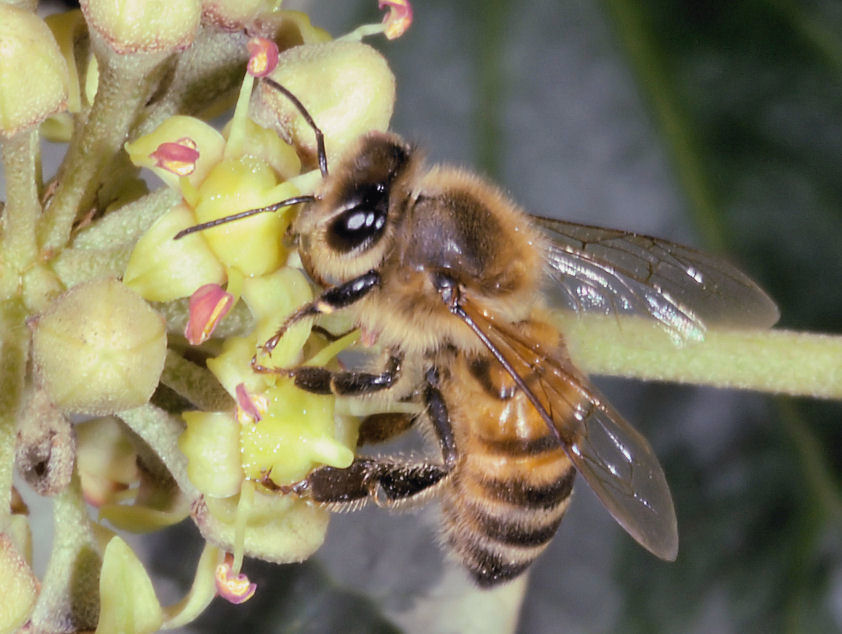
(256, 270), (381, 363)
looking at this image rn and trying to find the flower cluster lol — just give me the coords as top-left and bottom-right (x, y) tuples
(0, 2), (410, 631)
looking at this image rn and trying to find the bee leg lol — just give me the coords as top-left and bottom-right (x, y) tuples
(356, 412), (415, 446)
(289, 458), (450, 509)
(424, 366), (458, 468)
(288, 353), (403, 396)
(258, 270), (381, 359)
(286, 366), (458, 508)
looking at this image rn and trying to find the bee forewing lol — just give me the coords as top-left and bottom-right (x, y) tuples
(456, 298), (678, 560)
(565, 390), (678, 560)
(533, 216), (779, 344)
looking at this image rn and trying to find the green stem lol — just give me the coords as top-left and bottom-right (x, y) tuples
(777, 400), (842, 522)
(40, 33), (171, 253)
(0, 130), (41, 297)
(135, 26), (248, 138)
(70, 187), (180, 250)
(471, 0), (509, 180)
(601, 0), (725, 250)
(555, 313), (842, 399)
(160, 349), (234, 412)
(0, 300), (27, 531)
(118, 403), (197, 497)
(30, 473), (101, 632)
(762, 0), (842, 72)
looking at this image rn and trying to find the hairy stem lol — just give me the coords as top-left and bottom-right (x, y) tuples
(30, 474), (101, 633)
(557, 313), (842, 399)
(160, 349), (234, 412)
(0, 130), (40, 297)
(0, 300), (27, 531)
(40, 34), (172, 253)
(118, 403), (197, 497)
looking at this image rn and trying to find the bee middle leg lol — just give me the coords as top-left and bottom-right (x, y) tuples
(287, 353), (403, 396)
(286, 367), (457, 508)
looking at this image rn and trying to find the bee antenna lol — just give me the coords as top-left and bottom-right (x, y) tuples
(262, 78), (329, 178)
(173, 195), (317, 239)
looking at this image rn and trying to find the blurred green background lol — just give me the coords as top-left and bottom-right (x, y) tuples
(183, 1), (842, 632)
(21, 0), (840, 632)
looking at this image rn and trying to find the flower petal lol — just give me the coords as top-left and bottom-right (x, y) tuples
(215, 553), (256, 604)
(379, 0), (412, 39)
(149, 137), (200, 177)
(246, 37), (279, 78)
(185, 284), (234, 345)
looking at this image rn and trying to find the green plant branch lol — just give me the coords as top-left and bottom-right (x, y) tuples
(0, 300), (27, 530)
(555, 313), (842, 399)
(0, 130), (40, 283)
(51, 245), (134, 288)
(118, 403), (197, 497)
(135, 25), (249, 138)
(601, 0), (726, 251)
(763, 0), (842, 72)
(777, 399), (842, 521)
(40, 35), (173, 254)
(160, 349), (235, 412)
(71, 187), (180, 250)
(30, 474), (100, 633)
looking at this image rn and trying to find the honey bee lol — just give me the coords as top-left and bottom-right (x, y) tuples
(178, 80), (779, 585)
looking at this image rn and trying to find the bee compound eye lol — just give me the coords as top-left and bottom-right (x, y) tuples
(327, 189), (389, 253)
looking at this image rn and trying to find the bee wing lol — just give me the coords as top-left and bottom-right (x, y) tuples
(532, 216), (779, 343)
(457, 298), (678, 560)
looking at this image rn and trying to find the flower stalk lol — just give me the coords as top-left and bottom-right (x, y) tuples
(0, 130), (40, 285)
(557, 314), (842, 399)
(0, 300), (27, 531)
(40, 40), (174, 253)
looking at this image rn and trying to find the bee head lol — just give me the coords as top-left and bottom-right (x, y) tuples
(295, 131), (417, 286)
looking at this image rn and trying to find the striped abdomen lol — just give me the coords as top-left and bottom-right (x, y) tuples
(439, 356), (577, 586)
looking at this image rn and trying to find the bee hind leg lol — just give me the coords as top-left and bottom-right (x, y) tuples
(289, 457), (450, 510)
(356, 412), (415, 446)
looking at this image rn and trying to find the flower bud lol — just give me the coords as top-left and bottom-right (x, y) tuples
(0, 5), (69, 137)
(32, 279), (167, 415)
(193, 489), (330, 563)
(253, 41), (395, 167)
(0, 534), (38, 633)
(202, 0), (274, 31)
(76, 417), (140, 507)
(80, 0), (201, 54)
